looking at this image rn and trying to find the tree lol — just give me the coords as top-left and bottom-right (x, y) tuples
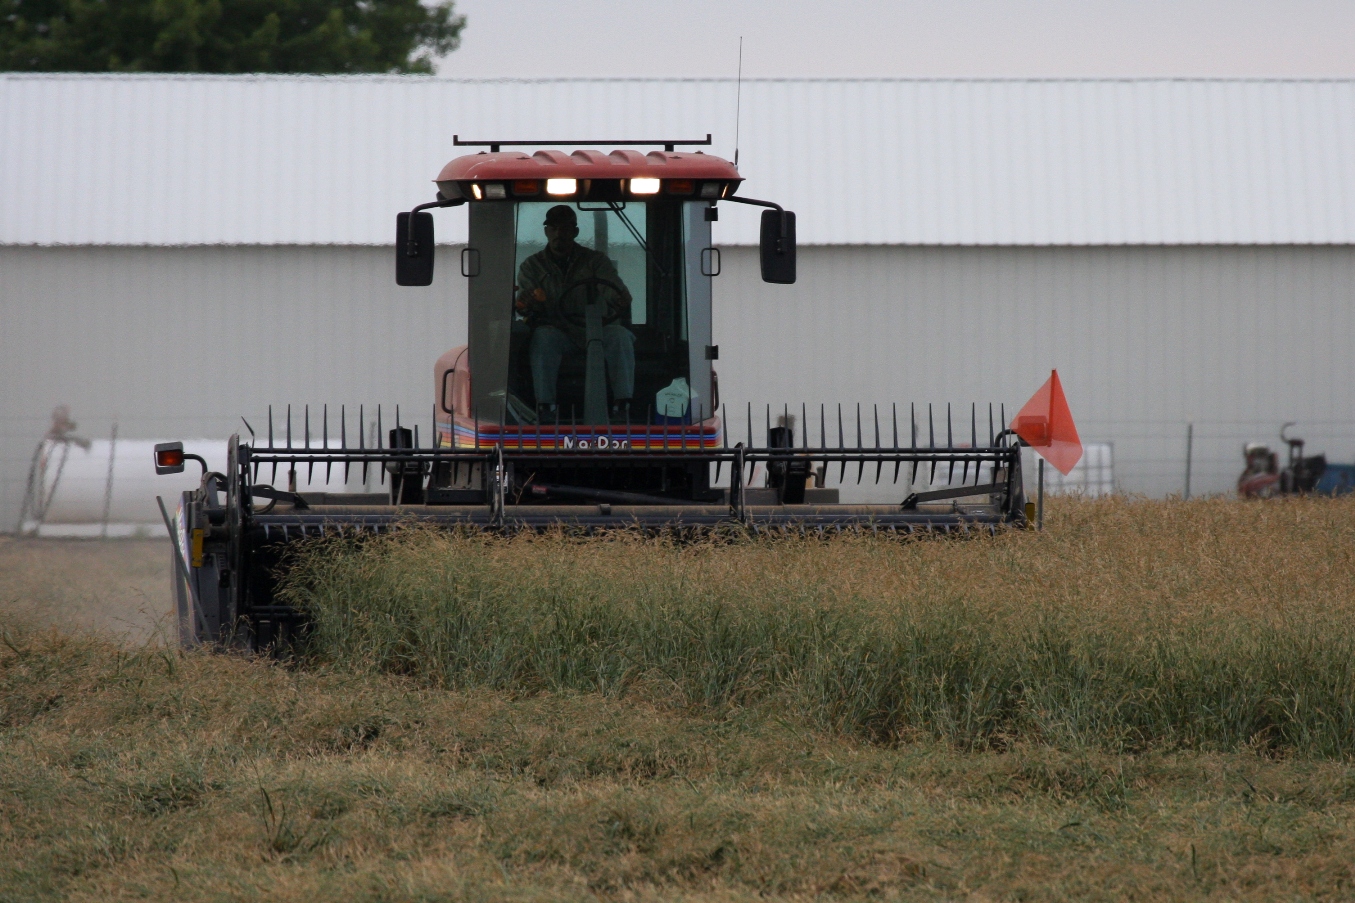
(1, 0), (465, 73)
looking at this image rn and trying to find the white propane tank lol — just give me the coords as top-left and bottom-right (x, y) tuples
(19, 436), (373, 537)
(18, 439), (227, 536)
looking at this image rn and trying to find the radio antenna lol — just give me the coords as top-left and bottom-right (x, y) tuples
(734, 37), (744, 168)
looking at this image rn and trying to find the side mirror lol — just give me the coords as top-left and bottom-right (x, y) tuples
(396, 211), (435, 286)
(759, 209), (796, 284)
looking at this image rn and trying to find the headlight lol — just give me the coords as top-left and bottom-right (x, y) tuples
(546, 178), (577, 196)
(629, 178), (661, 195)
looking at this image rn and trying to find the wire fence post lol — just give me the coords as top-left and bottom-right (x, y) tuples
(100, 422), (118, 539)
(1184, 422), (1193, 500)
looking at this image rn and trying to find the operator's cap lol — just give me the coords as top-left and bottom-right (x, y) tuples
(544, 205), (577, 227)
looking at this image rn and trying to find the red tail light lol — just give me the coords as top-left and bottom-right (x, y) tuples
(154, 442), (186, 474)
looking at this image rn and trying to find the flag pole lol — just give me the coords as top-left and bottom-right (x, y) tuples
(1037, 458), (1044, 531)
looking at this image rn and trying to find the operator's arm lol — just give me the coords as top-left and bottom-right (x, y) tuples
(594, 255), (633, 316)
(515, 258), (549, 313)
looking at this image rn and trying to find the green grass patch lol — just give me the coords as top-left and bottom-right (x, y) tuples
(282, 497), (1355, 756)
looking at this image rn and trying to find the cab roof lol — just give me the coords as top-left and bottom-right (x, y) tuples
(435, 149), (741, 184)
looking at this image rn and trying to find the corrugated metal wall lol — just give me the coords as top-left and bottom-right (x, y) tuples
(0, 246), (466, 527)
(5, 242), (1353, 524)
(711, 244), (1355, 500)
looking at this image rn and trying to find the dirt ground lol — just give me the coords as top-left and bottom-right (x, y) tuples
(0, 537), (172, 643)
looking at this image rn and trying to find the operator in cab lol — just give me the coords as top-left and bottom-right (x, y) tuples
(515, 205), (636, 421)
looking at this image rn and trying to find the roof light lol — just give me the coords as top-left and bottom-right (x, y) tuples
(484, 183), (507, 200)
(512, 180), (540, 196)
(546, 178), (577, 196)
(630, 178), (661, 195)
(666, 179), (695, 195)
(470, 183), (483, 200)
(699, 182), (722, 199)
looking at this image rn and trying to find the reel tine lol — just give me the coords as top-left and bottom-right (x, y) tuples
(910, 402), (919, 486)
(947, 403), (955, 485)
(988, 402), (995, 447)
(961, 402), (975, 483)
(746, 402), (752, 449)
(856, 403), (864, 484)
(378, 405), (385, 486)
(306, 404), (314, 485)
(240, 416), (259, 484)
(837, 404), (846, 483)
(928, 404), (937, 485)
(341, 405), (349, 485)
(816, 402), (825, 486)
(801, 402), (808, 449)
(874, 404), (882, 484)
(892, 402), (901, 484)
(286, 404), (293, 449)
(359, 404), (368, 487)
(267, 405), (276, 483)
(324, 404), (331, 484)
(715, 403), (725, 483)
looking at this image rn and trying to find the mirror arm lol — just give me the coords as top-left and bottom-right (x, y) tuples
(723, 195), (789, 249)
(406, 198), (464, 253)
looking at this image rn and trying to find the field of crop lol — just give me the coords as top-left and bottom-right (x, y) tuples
(3, 498), (1355, 900)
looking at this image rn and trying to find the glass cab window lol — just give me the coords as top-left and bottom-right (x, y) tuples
(467, 199), (712, 428)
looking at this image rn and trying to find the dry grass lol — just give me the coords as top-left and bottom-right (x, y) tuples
(4, 497), (1355, 900)
(3, 626), (1355, 901)
(0, 538), (171, 643)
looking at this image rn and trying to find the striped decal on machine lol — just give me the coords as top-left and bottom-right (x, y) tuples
(436, 418), (723, 451)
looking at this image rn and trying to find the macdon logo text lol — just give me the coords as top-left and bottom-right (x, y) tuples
(560, 436), (631, 451)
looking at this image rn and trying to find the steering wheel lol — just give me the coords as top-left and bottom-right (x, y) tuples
(554, 277), (629, 328)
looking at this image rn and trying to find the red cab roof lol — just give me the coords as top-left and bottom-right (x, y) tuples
(435, 149), (741, 184)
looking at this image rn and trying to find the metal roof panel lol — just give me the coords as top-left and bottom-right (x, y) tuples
(3, 74), (1354, 246)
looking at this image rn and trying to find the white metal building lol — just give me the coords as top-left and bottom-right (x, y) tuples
(3, 74), (1354, 524)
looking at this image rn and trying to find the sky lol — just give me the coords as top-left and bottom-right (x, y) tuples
(434, 0), (1355, 79)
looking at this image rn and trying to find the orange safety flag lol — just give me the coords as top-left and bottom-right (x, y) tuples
(1011, 370), (1083, 476)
